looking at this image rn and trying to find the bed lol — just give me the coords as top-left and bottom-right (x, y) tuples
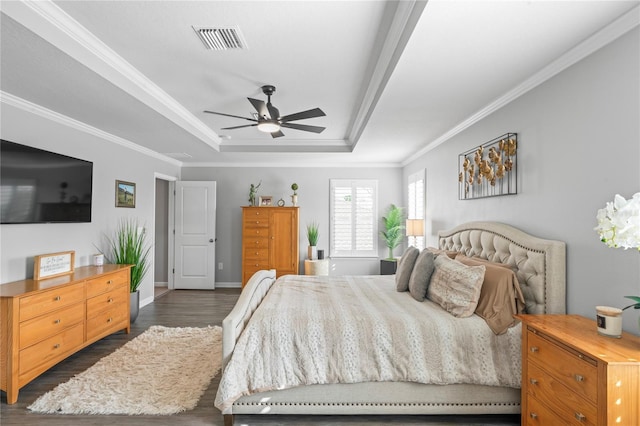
(216, 221), (566, 425)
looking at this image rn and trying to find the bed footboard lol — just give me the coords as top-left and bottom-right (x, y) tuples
(222, 269), (276, 368)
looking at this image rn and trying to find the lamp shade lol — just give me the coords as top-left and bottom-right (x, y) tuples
(406, 219), (424, 237)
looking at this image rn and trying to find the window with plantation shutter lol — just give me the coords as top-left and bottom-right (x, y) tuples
(330, 179), (378, 257)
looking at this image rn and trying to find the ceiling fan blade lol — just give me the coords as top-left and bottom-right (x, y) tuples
(221, 124), (258, 130)
(280, 122), (325, 134)
(248, 98), (269, 119)
(280, 107), (326, 122)
(267, 103), (280, 120)
(204, 110), (257, 122)
(271, 130), (285, 138)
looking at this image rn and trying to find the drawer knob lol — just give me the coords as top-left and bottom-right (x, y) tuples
(107, 317), (113, 323)
(529, 412), (538, 419)
(575, 412), (586, 422)
(529, 378), (538, 385)
(54, 296), (61, 301)
(574, 374), (584, 382)
(530, 346), (539, 353)
(54, 319), (61, 324)
(256, 221), (260, 224)
(107, 280), (113, 284)
(108, 298), (114, 303)
(53, 343), (60, 349)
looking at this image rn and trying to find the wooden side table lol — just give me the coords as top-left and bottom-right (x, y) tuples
(304, 259), (329, 276)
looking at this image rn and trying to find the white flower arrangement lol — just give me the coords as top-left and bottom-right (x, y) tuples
(594, 192), (640, 250)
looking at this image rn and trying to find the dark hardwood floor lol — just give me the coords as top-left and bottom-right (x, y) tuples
(1, 288), (520, 426)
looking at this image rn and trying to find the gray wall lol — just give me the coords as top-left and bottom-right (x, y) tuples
(0, 103), (181, 306)
(181, 166), (403, 282)
(404, 28), (640, 333)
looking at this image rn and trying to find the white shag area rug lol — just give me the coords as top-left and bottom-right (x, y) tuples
(28, 325), (222, 415)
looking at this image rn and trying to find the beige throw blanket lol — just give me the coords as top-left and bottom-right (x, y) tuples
(215, 275), (521, 411)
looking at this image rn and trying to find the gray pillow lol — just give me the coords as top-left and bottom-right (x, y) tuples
(408, 250), (435, 301)
(395, 246), (420, 292)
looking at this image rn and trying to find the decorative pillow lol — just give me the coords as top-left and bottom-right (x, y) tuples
(426, 247), (458, 259)
(455, 255), (526, 334)
(427, 255), (485, 317)
(395, 246), (420, 292)
(407, 250), (435, 301)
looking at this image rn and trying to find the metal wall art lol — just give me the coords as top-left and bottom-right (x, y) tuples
(458, 133), (517, 200)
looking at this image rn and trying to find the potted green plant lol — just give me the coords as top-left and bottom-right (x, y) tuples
(291, 183), (299, 206)
(106, 218), (151, 323)
(380, 204), (405, 274)
(307, 221), (319, 260)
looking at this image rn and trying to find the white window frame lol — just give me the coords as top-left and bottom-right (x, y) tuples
(330, 179), (378, 258)
(407, 170), (425, 250)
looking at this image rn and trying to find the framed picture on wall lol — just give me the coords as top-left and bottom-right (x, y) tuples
(115, 180), (136, 208)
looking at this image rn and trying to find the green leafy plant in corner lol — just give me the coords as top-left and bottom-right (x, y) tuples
(106, 218), (151, 293)
(307, 221), (319, 246)
(380, 204), (405, 260)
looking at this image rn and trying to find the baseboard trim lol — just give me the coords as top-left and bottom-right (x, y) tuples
(215, 282), (242, 289)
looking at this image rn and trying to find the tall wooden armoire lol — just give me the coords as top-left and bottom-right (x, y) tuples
(241, 206), (299, 287)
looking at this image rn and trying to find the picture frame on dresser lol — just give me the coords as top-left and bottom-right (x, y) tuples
(33, 250), (75, 280)
(258, 196), (273, 206)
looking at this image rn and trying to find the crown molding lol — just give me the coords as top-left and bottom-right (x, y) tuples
(183, 161), (402, 169)
(1, 91), (182, 167)
(401, 5), (640, 167)
(2, 0), (221, 151)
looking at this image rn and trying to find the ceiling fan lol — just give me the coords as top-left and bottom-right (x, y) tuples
(204, 85), (326, 138)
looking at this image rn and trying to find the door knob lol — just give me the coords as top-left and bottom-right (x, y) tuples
(209, 239), (214, 243)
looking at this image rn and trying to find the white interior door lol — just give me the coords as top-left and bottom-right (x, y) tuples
(174, 181), (216, 290)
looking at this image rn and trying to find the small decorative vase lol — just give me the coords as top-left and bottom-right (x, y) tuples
(308, 245), (317, 260)
(291, 194), (298, 206)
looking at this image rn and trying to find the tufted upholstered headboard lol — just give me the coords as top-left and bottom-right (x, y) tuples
(438, 221), (566, 314)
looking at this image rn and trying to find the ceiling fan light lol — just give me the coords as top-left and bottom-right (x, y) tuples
(257, 120), (281, 133)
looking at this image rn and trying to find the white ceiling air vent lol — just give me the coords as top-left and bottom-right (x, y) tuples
(193, 26), (247, 50)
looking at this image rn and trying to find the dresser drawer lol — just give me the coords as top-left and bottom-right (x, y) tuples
(86, 270), (129, 298)
(86, 287), (128, 318)
(527, 362), (597, 425)
(86, 305), (128, 341)
(19, 302), (84, 349)
(19, 283), (85, 322)
(243, 216), (269, 228)
(19, 322), (84, 376)
(527, 329), (597, 404)
(526, 395), (566, 425)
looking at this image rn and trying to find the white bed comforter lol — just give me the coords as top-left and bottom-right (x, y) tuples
(215, 274), (521, 411)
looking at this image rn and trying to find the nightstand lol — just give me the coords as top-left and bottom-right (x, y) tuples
(517, 314), (639, 426)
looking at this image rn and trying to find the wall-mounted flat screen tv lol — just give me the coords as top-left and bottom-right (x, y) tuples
(1, 139), (93, 224)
